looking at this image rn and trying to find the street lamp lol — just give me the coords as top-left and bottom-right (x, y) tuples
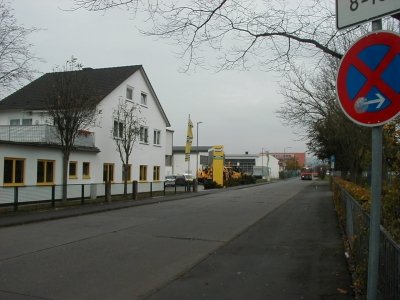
(261, 147), (269, 180)
(196, 121), (203, 180)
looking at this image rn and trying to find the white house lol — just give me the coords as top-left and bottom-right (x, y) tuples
(172, 146), (280, 179)
(0, 65), (172, 187)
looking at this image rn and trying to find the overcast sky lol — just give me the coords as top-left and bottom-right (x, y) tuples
(10, 0), (308, 155)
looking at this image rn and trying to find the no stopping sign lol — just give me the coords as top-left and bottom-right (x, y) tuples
(336, 31), (400, 126)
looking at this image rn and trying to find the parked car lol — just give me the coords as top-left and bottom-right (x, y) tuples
(183, 174), (194, 182)
(175, 175), (187, 186)
(165, 175), (176, 187)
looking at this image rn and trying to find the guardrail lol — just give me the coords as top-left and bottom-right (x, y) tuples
(0, 181), (194, 212)
(335, 184), (400, 299)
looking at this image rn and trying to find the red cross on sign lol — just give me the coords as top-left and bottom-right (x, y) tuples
(336, 31), (400, 126)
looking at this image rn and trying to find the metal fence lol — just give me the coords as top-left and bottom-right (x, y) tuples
(337, 185), (400, 299)
(0, 181), (193, 211)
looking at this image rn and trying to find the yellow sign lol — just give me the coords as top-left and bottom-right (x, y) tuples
(212, 145), (224, 185)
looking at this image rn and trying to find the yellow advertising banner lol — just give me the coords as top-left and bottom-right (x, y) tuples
(185, 115), (193, 162)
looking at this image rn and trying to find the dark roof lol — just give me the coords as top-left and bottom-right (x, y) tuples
(0, 65), (171, 126)
(0, 65), (141, 110)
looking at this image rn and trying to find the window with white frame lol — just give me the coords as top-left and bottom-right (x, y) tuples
(10, 118), (32, 125)
(153, 130), (161, 145)
(140, 92), (147, 106)
(113, 120), (124, 139)
(22, 119), (32, 125)
(140, 126), (149, 144)
(10, 119), (20, 125)
(126, 86), (133, 101)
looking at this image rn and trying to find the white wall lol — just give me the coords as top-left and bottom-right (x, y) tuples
(165, 129), (173, 156)
(255, 154), (280, 179)
(93, 70), (168, 182)
(173, 151), (208, 175)
(165, 129), (174, 175)
(0, 144), (98, 185)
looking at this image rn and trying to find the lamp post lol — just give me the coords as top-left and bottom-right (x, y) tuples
(196, 121), (203, 180)
(261, 148), (269, 180)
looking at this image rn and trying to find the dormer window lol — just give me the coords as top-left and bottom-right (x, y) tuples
(141, 92), (147, 106)
(140, 126), (149, 144)
(126, 86), (133, 101)
(113, 120), (124, 139)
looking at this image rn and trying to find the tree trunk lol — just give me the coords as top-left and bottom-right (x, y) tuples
(62, 152), (69, 202)
(123, 163), (128, 196)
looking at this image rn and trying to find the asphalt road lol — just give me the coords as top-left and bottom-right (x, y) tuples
(0, 179), (353, 299)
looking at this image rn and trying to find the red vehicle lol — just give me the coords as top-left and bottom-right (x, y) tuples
(301, 167), (313, 180)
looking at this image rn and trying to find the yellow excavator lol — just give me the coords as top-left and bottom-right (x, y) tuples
(197, 166), (242, 184)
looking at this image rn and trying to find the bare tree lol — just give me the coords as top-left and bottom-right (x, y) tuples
(72, 0), (397, 181)
(112, 99), (144, 195)
(0, 0), (39, 97)
(47, 57), (100, 201)
(73, 0), (400, 72)
(277, 56), (371, 181)
(72, 0), (364, 71)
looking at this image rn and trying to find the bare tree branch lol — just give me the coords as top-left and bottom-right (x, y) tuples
(0, 0), (40, 97)
(47, 57), (100, 201)
(112, 99), (144, 194)
(71, 0), (359, 72)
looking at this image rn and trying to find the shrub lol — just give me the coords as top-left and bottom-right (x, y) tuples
(203, 180), (223, 189)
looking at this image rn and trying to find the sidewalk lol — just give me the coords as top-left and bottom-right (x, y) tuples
(145, 181), (354, 300)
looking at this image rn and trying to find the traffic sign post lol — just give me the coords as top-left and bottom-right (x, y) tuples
(335, 19), (400, 300)
(368, 124), (382, 300)
(367, 20), (383, 300)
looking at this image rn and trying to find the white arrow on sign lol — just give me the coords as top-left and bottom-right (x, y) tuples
(354, 93), (385, 113)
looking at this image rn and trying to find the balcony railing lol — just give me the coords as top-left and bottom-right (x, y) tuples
(0, 125), (95, 148)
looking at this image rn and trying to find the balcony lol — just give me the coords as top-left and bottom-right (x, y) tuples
(0, 125), (96, 148)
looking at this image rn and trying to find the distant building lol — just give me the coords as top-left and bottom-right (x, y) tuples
(270, 152), (306, 169)
(225, 153), (280, 179)
(172, 147), (280, 179)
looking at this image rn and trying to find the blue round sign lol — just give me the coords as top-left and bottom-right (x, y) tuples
(336, 31), (400, 126)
